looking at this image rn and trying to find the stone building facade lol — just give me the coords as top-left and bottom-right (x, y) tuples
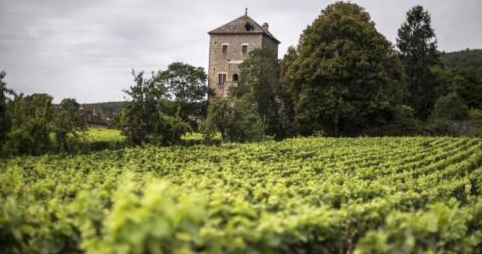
(208, 13), (280, 98)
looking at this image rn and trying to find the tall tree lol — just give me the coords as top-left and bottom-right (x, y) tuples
(397, 5), (441, 119)
(234, 48), (283, 138)
(0, 71), (12, 150)
(279, 46), (299, 136)
(121, 71), (166, 145)
(156, 62), (208, 126)
(121, 70), (189, 145)
(4, 93), (54, 155)
(285, 2), (405, 135)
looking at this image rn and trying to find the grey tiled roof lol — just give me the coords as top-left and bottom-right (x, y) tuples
(208, 15), (280, 44)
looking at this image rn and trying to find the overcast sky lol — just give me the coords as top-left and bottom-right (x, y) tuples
(1, 0), (481, 103)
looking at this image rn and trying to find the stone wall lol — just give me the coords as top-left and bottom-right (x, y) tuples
(208, 34), (263, 98)
(261, 34), (279, 58)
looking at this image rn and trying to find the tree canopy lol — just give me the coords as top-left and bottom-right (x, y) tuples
(156, 62), (209, 126)
(284, 2), (406, 135)
(397, 5), (441, 119)
(121, 70), (190, 146)
(4, 93), (54, 155)
(235, 48), (283, 138)
(0, 71), (12, 149)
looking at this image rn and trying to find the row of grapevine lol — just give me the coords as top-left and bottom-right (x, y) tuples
(1, 137), (482, 253)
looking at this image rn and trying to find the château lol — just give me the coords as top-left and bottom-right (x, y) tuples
(207, 10), (280, 98)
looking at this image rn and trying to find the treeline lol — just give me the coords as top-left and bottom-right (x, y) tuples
(441, 49), (482, 78)
(0, 62), (209, 156)
(0, 73), (86, 156)
(201, 3), (482, 141)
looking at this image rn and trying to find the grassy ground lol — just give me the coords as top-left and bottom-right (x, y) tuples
(85, 128), (126, 143)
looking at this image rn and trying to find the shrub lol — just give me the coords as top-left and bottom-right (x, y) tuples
(3, 94), (54, 156)
(431, 93), (468, 121)
(156, 115), (191, 145)
(468, 108), (482, 122)
(201, 96), (266, 143)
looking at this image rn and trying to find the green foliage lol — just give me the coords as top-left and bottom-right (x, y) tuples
(356, 201), (482, 254)
(234, 49), (283, 138)
(201, 96), (266, 143)
(53, 98), (86, 152)
(441, 49), (482, 78)
(434, 66), (482, 110)
(3, 93), (54, 156)
(156, 62), (209, 127)
(0, 71), (12, 152)
(121, 70), (166, 145)
(156, 115), (191, 146)
(285, 2), (405, 136)
(375, 105), (422, 135)
(431, 93), (468, 121)
(84, 180), (206, 254)
(279, 46), (299, 136)
(2, 137), (482, 253)
(121, 70), (190, 146)
(424, 93), (469, 135)
(468, 109), (482, 122)
(85, 128), (127, 151)
(397, 5), (441, 119)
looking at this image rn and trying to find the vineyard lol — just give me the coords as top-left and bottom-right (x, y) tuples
(1, 137), (482, 253)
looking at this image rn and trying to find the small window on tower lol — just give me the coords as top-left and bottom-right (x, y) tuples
(242, 44), (248, 54)
(222, 44), (228, 54)
(218, 73), (227, 85)
(233, 74), (239, 82)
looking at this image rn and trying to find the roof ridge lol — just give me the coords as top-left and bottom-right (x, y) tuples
(208, 14), (280, 43)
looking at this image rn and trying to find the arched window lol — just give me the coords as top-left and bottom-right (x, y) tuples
(232, 74), (239, 82)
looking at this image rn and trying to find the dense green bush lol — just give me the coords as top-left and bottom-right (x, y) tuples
(3, 94), (54, 156)
(431, 93), (468, 121)
(468, 108), (482, 122)
(80, 180), (207, 254)
(367, 105), (423, 136)
(356, 201), (482, 254)
(201, 96), (266, 143)
(121, 71), (190, 146)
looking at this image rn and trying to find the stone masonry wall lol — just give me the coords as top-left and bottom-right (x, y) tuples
(208, 33), (279, 98)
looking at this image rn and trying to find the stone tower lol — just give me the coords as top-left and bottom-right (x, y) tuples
(208, 11), (280, 98)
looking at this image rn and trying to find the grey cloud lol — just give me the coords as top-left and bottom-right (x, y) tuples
(0, 0), (481, 103)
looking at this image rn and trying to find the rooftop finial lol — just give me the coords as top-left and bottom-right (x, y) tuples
(245, 7), (248, 16)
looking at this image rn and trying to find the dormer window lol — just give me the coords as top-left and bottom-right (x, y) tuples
(222, 43), (228, 54)
(244, 22), (254, 31)
(242, 44), (248, 54)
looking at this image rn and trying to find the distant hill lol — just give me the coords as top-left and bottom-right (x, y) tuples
(82, 101), (125, 120)
(441, 49), (482, 76)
